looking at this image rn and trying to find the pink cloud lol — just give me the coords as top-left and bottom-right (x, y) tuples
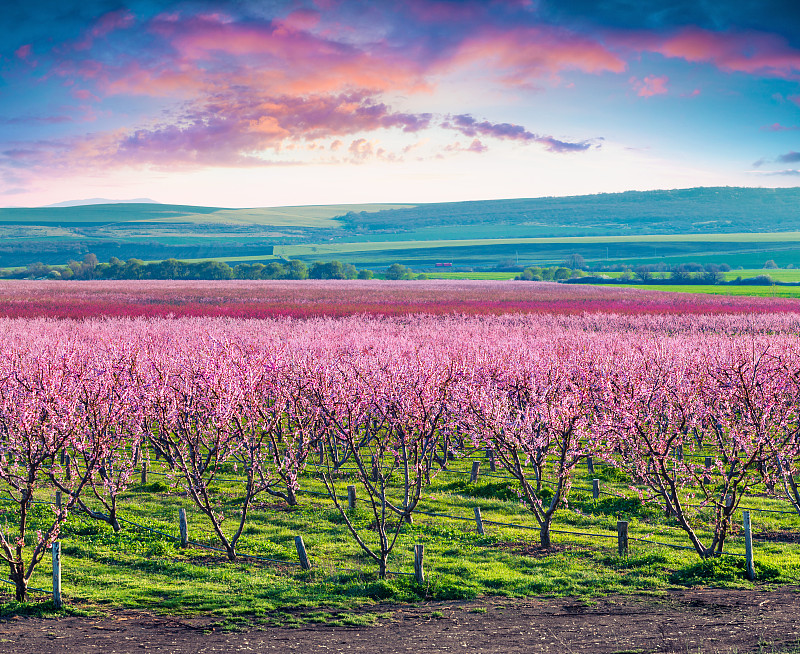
(447, 26), (627, 86)
(154, 14), (431, 96)
(4, 91), (434, 173)
(632, 75), (669, 97)
(280, 9), (322, 31)
(406, 0), (485, 24)
(74, 10), (135, 50)
(761, 122), (799, 131)
(71, 89), (100, 101)
(789, 95), (800, 107)
(632, 27), (800, 79)
(14, 44), (31, 59)
(444, 139), (488, 154)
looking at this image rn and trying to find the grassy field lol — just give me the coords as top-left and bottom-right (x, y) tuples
(278, 233), (800, 258)
(604, 284), (800, 297)
(0, 203), (414, 227)
(427, 269), (800, 283)
(7, 453), (799, 621)
(723, 269), (800, 282)
(423, 272), (520, 280)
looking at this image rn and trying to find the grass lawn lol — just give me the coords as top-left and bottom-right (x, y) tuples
(606, 284), (800, 298)
(6, 454), (798, 621)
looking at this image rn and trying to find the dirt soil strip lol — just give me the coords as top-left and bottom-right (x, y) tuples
(1, 587), (799, 654)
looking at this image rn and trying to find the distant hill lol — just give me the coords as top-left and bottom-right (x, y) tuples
(2, 187), (800, 268)
(43, 198), (160, 208)
(338, 187), (800, 237)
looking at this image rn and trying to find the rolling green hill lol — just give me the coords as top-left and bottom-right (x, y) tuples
(3, 188), (800, 269)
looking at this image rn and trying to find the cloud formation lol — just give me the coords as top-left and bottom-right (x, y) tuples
(630, 28), (800, 79)
(761, 123), (799, 131)
(2, 0), (800, 199)
(632, 75), (669, 97)
(777, 151), (800, 164)
(445, 114), (597, 153)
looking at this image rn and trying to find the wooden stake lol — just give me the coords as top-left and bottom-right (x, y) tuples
(470, 461), (480, 483)
(55, 491), (62, 509)
(65, 455), (71, 481)
(586, 455), (594, 474)
(473, 507), (485, 535)
(178, 508), (188, 548)
(487, 449), (496, 472)
(743, 510), (755, 581)
(413, 543), (424, 584)
(617, 520), (629, 556)
(52, 542), (62, 609)
(141, 460), (148, 485)
(59, 449), (65, 466)
(592, 478), (600, 500)
(295, 535), (311, 570)
(347, 485), (357, 510)
(704, 456), (712, 484)
(371, 456), (378, 483)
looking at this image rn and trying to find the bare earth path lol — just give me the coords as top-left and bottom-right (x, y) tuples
(1, 587), (799, 654)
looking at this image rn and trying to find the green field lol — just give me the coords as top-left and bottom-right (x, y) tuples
(722, 269), (800, 282)
(604, 284), (800, 297)
(0, 203), (414, 227)
(425, 272), (520, 280)
(9, 454), (799, 620)
(5, 187), (800, 270)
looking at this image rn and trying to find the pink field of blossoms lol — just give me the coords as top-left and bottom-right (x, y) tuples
(1, 311), (800, 597)
(3, 279), (800, 319)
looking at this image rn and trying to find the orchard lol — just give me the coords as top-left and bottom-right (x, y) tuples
(0, 313), (798, 602)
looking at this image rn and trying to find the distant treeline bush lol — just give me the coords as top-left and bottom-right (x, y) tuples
(2, 255), (387, 281)
(518, 259), (797, 286)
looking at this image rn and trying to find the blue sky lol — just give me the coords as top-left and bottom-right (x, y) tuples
(1, 0), (799, 207)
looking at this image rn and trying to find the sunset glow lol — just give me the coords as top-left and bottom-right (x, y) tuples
(2, 1), (799, 206)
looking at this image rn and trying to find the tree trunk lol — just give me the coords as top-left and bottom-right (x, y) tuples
(286, 486), (298, 506)
(10, 563), (27, 602)
(378, 556), (387, 579)
(540, 523), (551, 549)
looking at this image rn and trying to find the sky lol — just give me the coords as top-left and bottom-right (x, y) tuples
(1, 0), (800, 208)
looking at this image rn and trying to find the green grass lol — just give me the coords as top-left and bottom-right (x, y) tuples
(277, 232), (800, 259)
(608, 284), (800, 297)
(722, 269), (800, 282)
(3, 455), (798, 619)
(599, 269), (800, 282)
(424, 272), (520, 280)
(0, 203), (414, 228)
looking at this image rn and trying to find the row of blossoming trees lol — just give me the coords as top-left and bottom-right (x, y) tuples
(1, 315), (799, 600)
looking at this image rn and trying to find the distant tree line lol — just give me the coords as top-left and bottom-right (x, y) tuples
(1, 254), (404, 281)
(516, 257), (796, 286)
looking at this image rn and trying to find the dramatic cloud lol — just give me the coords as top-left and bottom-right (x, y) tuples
(16, 92), (435, 170)
(634, 28), (800, 79)
(2, 1), (799, 203)
(448, 26), (626, 86)
(445, 115), (597, 153)
(777, 151), (800, 164)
